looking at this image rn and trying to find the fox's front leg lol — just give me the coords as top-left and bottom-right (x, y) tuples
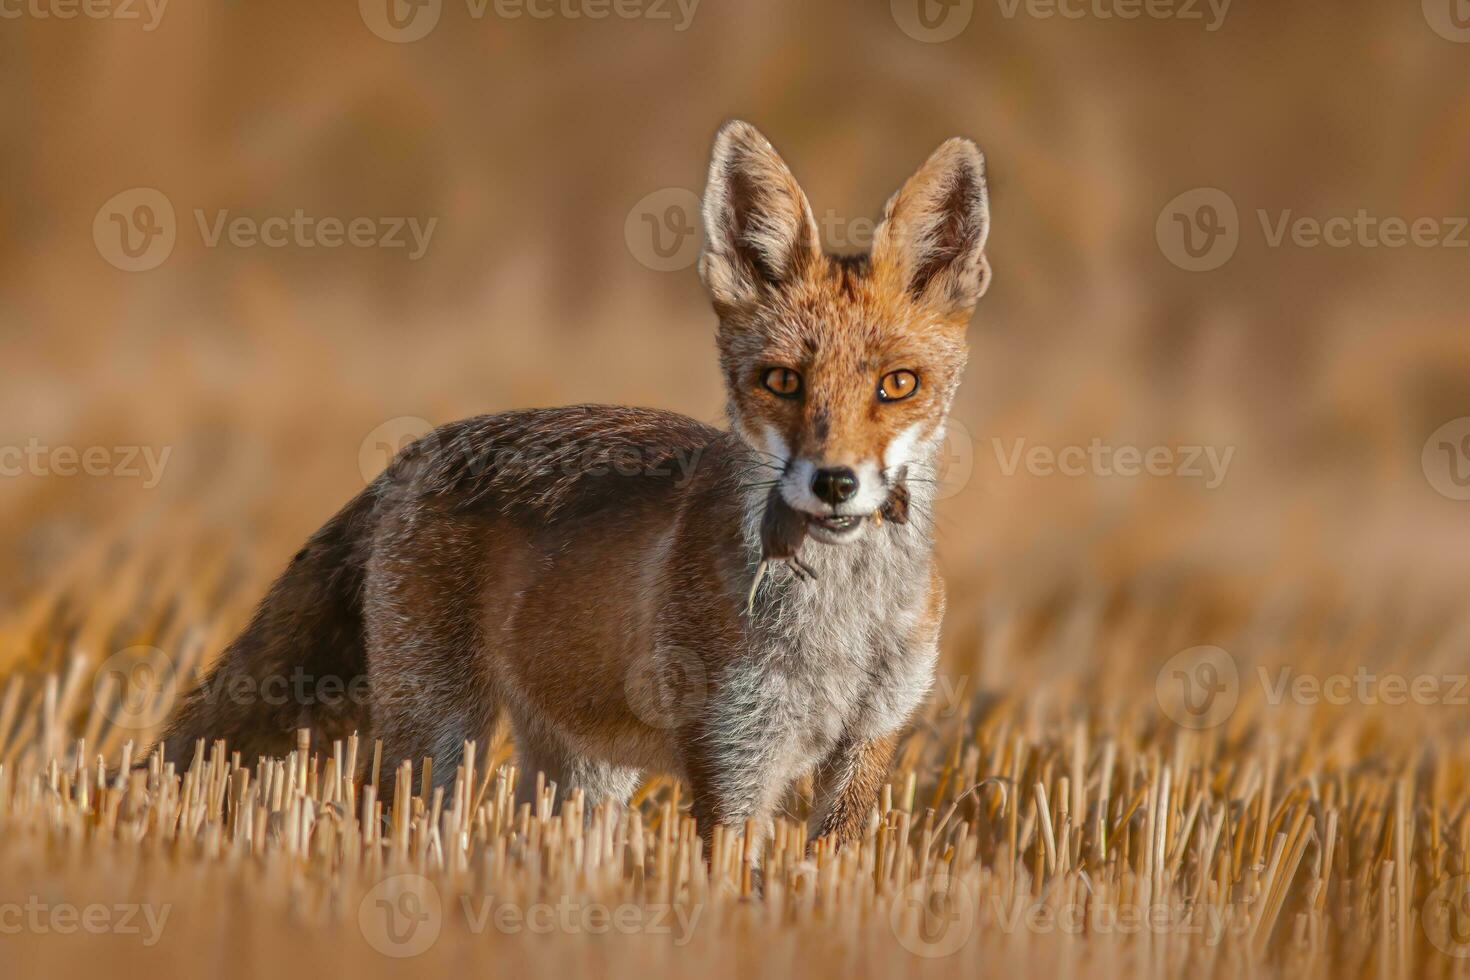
(681, 683), (791, 878)
(808, 568), (943, 849)
(808, 732), (899, 850)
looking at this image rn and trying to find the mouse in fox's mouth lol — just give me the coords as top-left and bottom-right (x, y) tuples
(746, 471), (911, 614)
(759, 485), (817, 581)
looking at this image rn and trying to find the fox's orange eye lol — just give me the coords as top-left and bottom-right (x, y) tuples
(878, 370), (919, 402)
(762, 367), (802, 399)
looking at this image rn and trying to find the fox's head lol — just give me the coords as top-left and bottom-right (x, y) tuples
(698, 121), (990, 544)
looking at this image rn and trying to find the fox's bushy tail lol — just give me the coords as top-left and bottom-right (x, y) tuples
(154, 488), (380, 767)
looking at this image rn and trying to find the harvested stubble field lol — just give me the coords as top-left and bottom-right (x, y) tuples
(3, 534), (1470, 980)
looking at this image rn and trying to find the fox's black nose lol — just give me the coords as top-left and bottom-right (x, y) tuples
(811, 467), (858, 506)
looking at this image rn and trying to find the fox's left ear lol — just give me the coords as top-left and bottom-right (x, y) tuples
(871, 137), (991, 319)
(699, 121), (822, 312)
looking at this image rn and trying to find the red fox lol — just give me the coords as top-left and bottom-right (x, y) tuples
(157, 121), (991, 857)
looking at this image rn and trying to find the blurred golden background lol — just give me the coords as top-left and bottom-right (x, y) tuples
(4, 5), (1470, 978)
(2, 0), (1470, 699)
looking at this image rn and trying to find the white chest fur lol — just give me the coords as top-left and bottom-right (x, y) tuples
(721, 505), (939, 788)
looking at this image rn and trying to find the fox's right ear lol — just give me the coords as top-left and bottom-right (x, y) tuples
(699, 121), (821, 312)
(871, 137), (991, 320)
